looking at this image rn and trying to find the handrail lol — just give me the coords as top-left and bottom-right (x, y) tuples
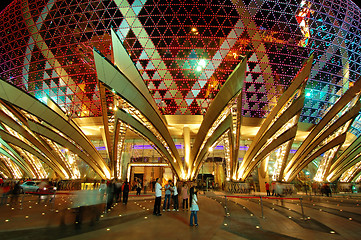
(222, 195), (305, 220)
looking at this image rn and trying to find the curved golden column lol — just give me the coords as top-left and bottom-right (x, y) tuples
(327, 131), (361, 182)
(0, 78), (110, 179)
(288, 133), (347, 181)
(98, 82), (113, 174)
(193, 115), (233, 176)
(285, 77), (361, 177)
(284, 78), (361, 181)
(93, 48), (183, 178)
(0, 129), (66, 178)
(238, 97), (305, 180)
(330, 155), (361, 183)
(114, 109), (174, 166)
(27, 120), (103, 177)
(327, 136), (361, 182)
(231, 94), (243, 180)
(236, 56), (313, 181)
(285, 104), (361, 181)
(0, 108), (72, 178)
(0, 160), (12, 178)
(0, 145), (33, 178)
(191, 59), (246, 179)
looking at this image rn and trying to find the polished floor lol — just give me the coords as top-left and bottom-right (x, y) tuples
(1, 191), (361, 240)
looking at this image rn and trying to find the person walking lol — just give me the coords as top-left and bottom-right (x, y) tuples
(172, 181), (179, 211)
(181, 182), (189, 210)
(114, 180), (122, 203)
(0, 182), (10, 205)
(136, 181), (142, 195)
(265, 182), (270, 196)
(189, 186), (199, 226)
(122, 181), (130, 204)
(106, 180), (115, 210)
(163, 180), (172, 211)
(153, 178), (162, 216)
(144, 180), (148, 194)
(271, 182), (276, 196)
(99, 180), (107, 202)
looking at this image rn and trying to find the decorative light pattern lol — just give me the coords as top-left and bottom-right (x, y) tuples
(113, 95), (176, 161)
(296, 1), (313, 47)
(355, 172), (361, 183)
(0, 155), (22, 179)
(257, 115), (298, 159)
(14, 146), (48, 179)
(115, 122), (127, 179)
(222, 132), (231, 180)
(1, 0), (361, 181)
(314, 146), (338, 182)
(272, 142), (289, 181)
(197, 106), (231, 156)
(64, 150), (81, 179)
(340, 160), (361, 182)
(309, 120), (351, 158)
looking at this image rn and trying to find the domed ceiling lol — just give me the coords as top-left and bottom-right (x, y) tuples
(0, 0), (361, 133)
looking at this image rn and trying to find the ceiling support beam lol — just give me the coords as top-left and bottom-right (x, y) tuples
(191, 59), (246, 179)
(236, 56), (312, 181)
(0, 77), (110, 179)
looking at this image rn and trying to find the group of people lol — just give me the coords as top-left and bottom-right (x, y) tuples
(265, 182), (294, 197)
(98, 179), (131, 210)
(0, 180), (21, 206)
(153, 178), (199, 226)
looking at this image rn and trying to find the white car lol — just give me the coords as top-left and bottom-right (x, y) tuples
(20, 181), (39, 193)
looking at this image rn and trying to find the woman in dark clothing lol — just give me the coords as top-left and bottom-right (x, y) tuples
(136, 181), (142, 195)
(106, 180), (115, 210)
(122, 181), (130, 204)
(10, 181), (21, 207)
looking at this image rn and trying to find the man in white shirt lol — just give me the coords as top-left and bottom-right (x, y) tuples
(153, 178), (162, 216)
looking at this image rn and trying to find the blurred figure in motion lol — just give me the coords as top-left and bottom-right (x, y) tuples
(37, 180), (56, 203)
(106, 180), (115, 210)
(271, 182), (276, 196)
(10, 181), (21, 207)
(265, 182), (270, 196)
(274, 182), (283, 197)
(114, 180), (122, 203)
(144, 179), (148, 194)
(72, 190), (103, 228)
(99, 180), (107, 202)
(0, 182), (11, 205)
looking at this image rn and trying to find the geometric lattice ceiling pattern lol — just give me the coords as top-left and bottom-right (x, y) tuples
(1, 0), (361, 133)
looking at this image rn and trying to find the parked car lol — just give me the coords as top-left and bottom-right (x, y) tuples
(20, 181), (39, 193)
(20, 181), (56, 194)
